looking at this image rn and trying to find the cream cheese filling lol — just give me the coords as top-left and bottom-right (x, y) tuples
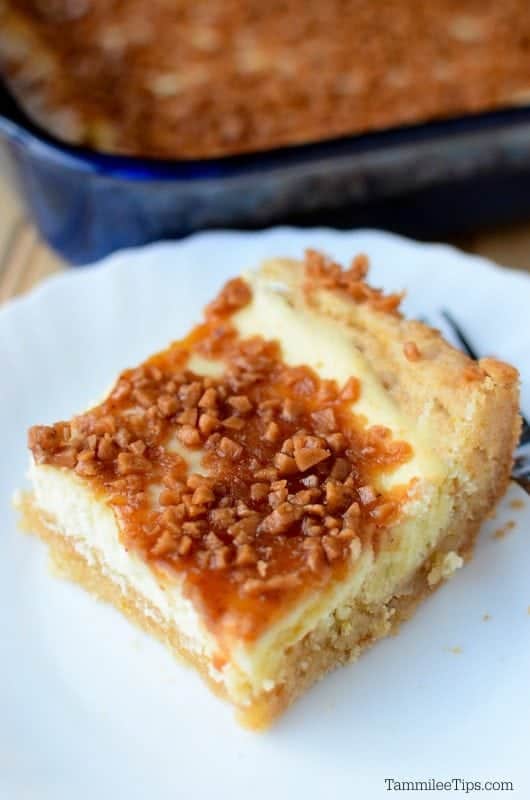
(233, 265), (446, 490)
(29, 462), (226, 684)
(29, 460), (453, 705)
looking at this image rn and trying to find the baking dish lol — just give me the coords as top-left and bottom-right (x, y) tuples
(3, 81), (530, 264)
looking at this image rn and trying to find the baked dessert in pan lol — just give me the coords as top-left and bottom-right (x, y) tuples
(2, 1), (530, 158)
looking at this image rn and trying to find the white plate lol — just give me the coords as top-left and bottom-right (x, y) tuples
(1, 228), (529, 800)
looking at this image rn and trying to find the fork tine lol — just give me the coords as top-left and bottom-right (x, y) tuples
(440, 310), (477, 360)
(441, 309), (530, 447)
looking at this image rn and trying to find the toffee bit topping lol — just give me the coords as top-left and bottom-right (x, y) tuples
(178, 535), (193, 556)
(198, 413), (219, 436)
(403, 341), (422, 362)
(205, 277), (252, 319)
(227, 394), (252, 413)
(177, 424), (201, 447)
(294, 445), (330, 472)
(310, 407), (336, 433)
(263, 420), (281, 443)
(303, 249), (404, 315)
(217, 436), (243, 460)
(236, 543), (258, 567)
(340, 377), (361, 402)
(28, 271), (412, 639)
(242, 574), (301, 596)
(151, 530), (176, 557)
(358, 485), (377, 506)
(273, 452), (298, 475)
(198, 387), (218, 409)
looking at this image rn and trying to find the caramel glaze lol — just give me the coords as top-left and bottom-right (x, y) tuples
(29, 277), (413, 644)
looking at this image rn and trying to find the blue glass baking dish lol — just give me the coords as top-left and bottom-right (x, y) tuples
(3, 80), (530, 264)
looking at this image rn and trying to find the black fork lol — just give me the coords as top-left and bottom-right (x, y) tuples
(441, 310), (530, 494)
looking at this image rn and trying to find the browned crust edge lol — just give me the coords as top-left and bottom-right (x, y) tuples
(240, 511), (485, 728)
(18, 495), (231, 703)
(18, 490), (498, 729)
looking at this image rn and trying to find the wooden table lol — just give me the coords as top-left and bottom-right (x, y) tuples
(2, 177), (530, 303)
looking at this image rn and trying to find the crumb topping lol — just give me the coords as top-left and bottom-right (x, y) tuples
(28, 260), (412, 640)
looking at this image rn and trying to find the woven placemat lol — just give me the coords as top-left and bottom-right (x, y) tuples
(0, 180), (65, 304)
(0, 219), (65, 304)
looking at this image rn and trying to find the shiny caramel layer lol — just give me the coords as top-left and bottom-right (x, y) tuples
(28, 254), (412, 641)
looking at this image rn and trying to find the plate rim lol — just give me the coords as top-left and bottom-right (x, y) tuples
(2, 226), (530, 329)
